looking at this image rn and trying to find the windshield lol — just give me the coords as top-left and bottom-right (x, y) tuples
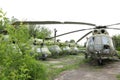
(102, 36), (109, 45)
(94, 36), (102, 44)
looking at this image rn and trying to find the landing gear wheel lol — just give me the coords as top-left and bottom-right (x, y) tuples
(98, 59), (103, 65)
(42, 54), (47, 60)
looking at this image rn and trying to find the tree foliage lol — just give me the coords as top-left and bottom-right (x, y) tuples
(28, 25), (51, 39)
(112, 34), (120, 50)
(36, 26), (52, 39)
(70, 39), (75, 43)
(0, 8), (9, 31)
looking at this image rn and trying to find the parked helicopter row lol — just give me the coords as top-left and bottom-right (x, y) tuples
(31, 38), (81, 60)
(0, 32), (82, 60)
(12, 21), (120, 64)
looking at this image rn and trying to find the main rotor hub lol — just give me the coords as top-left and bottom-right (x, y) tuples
(96, 26), (107, 29)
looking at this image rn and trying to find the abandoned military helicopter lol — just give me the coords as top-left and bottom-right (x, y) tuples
(13, 21), (120, 64)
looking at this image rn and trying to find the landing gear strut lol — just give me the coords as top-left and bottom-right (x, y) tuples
(98, 58), (103, 65)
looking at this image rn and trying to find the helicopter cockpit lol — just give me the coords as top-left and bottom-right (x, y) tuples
(86, 35), (114, 54)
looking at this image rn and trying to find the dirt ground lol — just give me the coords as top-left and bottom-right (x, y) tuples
(55, 59), (120, 80)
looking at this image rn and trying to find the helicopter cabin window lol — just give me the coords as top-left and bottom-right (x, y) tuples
(86, 37), (94, 52)
(88, 37), (94, 45)
(94, 36), (103, 51)
(94, 36), (102, 44)
(102, 36), (109, 45)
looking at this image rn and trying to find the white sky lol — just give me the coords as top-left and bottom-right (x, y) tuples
(0, 0), (120, 45)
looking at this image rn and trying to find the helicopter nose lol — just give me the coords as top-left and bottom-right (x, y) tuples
(103, 45), (110, 54)
(103, 49), (110, 54)
(103, 45), (110, 49)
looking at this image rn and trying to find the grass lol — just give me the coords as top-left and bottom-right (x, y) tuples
(42, 54), (85, 80)
(116, 51), (120, 80)
(117, 75), (120, 80)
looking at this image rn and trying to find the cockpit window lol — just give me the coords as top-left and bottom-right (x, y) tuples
(88, 37), (94, 45)
(94, 36), (102, 44)
(102, 36), (109, 45)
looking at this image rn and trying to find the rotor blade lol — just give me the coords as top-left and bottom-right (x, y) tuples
(64, 21), (96, 26)
(106, 27), (120, 30)
(12, 21), (63, 25)
(46, 28), (94, 39)
(106, 23), (120, 27)
(12, 21), (97, 26)
(76, 31), (92, 43)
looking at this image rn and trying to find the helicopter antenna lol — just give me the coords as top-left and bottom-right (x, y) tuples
(54, 28), (57, 44)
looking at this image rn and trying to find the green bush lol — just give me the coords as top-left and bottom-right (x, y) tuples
(116, 47), (120, 51)
(0, 9), (48, 80)
(0, 51), (48, 80)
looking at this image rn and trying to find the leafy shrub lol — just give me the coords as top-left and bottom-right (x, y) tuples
(28, 25), (52, 39)
(0, 9), (48, 80)
(116, 47), (120, 51)
(0, 50), (48, 80)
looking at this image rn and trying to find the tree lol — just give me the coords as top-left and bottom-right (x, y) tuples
(70, 39), (75, 43)
(0, 8), (9, 32)
(28, 25), (52, 39)
(36, 26), (52, 39)
(28, 24), (39, 38)
(10, 16), (18, 24)
(112, 34), (120, 50)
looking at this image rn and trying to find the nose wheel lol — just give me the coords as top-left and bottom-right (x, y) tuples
(41, 54), (47, 60)
(98, 58), (103, 65)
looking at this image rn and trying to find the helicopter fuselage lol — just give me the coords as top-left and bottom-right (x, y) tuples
(86, 34), (116, 59)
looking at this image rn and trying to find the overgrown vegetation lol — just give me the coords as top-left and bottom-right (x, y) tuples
(0, 8), (83, 80)
(28, 24), (52, 39)
(112, 35), (120, 50)
(112, 35), (120, 80)
(0, 8), (48, 80)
